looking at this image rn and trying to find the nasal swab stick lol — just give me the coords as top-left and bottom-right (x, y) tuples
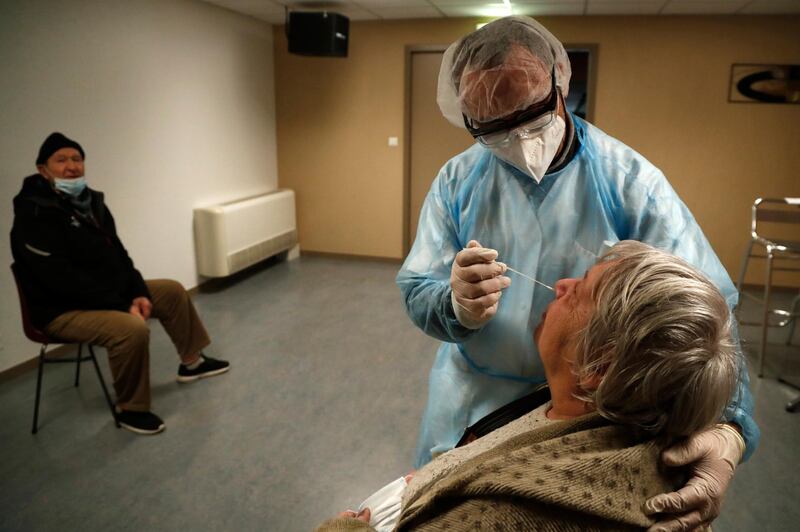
(458, 246), (555, 292)
(452, 263), (554, 315)
(504, 266), (554, 291)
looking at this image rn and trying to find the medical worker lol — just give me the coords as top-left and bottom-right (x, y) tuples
(397, 16), (758, 532)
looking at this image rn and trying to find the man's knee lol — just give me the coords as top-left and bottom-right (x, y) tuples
(161, 278), (186, 295)
(149, 279), (189, 305)
(114, 315), (150, 352)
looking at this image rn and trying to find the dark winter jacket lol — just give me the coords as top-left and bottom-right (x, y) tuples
(10, 174), (149, 329)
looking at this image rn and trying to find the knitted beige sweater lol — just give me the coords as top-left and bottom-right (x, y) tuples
(317, 413), (687, 531)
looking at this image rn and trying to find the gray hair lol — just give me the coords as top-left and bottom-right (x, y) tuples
(574, 241), (738, 438)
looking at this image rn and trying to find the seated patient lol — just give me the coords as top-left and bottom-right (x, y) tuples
(11, 132), (230, 435)
(319, 240), (744, 531)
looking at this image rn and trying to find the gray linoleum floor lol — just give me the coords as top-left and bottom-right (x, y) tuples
(0, 255), (798, 532)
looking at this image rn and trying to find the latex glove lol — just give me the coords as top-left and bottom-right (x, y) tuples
(450, 240), (510, 329)
(644, 424), (745, 532)
(129, 297), (152, 321)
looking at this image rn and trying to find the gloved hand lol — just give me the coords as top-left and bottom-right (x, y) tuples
(644, 424), (745, 532)
(450, 240), (511, 329)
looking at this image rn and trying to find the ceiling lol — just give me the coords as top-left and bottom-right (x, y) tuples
(200, 0), (800, 24)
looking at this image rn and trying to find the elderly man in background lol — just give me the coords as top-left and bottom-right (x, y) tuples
(326, 241), (744, 531)
(10, 132), (229, 435)
(397, 16), (757, 531)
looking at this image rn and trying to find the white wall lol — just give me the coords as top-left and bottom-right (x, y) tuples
(0, 0), (278, 371)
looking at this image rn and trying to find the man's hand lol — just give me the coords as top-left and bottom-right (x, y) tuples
(450, 240), (510, 329)
(129, 297), (152, 321)
(644, 424), (745, 531)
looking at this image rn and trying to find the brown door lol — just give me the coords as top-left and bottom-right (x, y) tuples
(407, 50), (475, 253)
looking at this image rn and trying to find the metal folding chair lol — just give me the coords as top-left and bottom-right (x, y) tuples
(10, 263), (119, 433)
(735, 198), (800, 379)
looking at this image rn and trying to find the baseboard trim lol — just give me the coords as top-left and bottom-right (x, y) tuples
(300, 250), (403, 264)
(0, 344), (74, 384)
(740, 283), (800, 294)
(186, 249), (401, 294)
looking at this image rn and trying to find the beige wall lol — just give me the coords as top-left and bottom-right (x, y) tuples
(0, 0), (278, 372)
(274, 16), (800, 285)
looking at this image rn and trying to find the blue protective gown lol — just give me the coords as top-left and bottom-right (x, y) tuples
(397, 115), (759, 467)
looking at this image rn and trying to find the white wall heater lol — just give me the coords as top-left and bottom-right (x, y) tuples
(194, 189), (297, 277)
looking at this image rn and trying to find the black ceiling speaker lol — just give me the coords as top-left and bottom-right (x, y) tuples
(288, 11), (349, 58)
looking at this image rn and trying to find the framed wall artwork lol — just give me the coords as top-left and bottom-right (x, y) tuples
(729, 64), (800, 104)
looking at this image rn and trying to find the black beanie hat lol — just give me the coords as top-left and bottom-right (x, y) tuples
(36, 132), (85, 165)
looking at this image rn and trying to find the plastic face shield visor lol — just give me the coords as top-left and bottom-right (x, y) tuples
(462, 67), (558, 147)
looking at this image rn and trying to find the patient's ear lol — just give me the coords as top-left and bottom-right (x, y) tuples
(579, 372), (603, 392)
(37, 165), (53, 181)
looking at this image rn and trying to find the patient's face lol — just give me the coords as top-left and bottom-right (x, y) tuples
(534, 261), (612, 374)
(38, 148), (84, 180)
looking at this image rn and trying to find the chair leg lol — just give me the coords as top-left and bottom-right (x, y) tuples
(785, 292), (800, 346)
(758, 249), (774, 378)
(88, 345), (120, 428)
(74, 343), (83, 387)
(32, 344), (47, 434)
(787, 395), (800, 413)
(779, 378), (800, 413)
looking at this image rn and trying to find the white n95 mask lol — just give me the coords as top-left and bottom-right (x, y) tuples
(490, 115), (566, 183)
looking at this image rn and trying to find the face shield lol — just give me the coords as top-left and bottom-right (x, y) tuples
(437, 16), (572, 132)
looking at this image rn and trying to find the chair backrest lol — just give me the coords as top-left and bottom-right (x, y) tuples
(10, 263), (51, 344)
(751, 198), (800, 246)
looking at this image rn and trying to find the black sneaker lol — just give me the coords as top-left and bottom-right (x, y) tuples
(117, 410), (165, 435)
(176, 354), (230, 383)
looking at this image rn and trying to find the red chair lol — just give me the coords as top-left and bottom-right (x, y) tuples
(10, 263), (119, 433)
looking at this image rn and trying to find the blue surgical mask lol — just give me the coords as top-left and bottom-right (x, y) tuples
(53, 177), (87, 197)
